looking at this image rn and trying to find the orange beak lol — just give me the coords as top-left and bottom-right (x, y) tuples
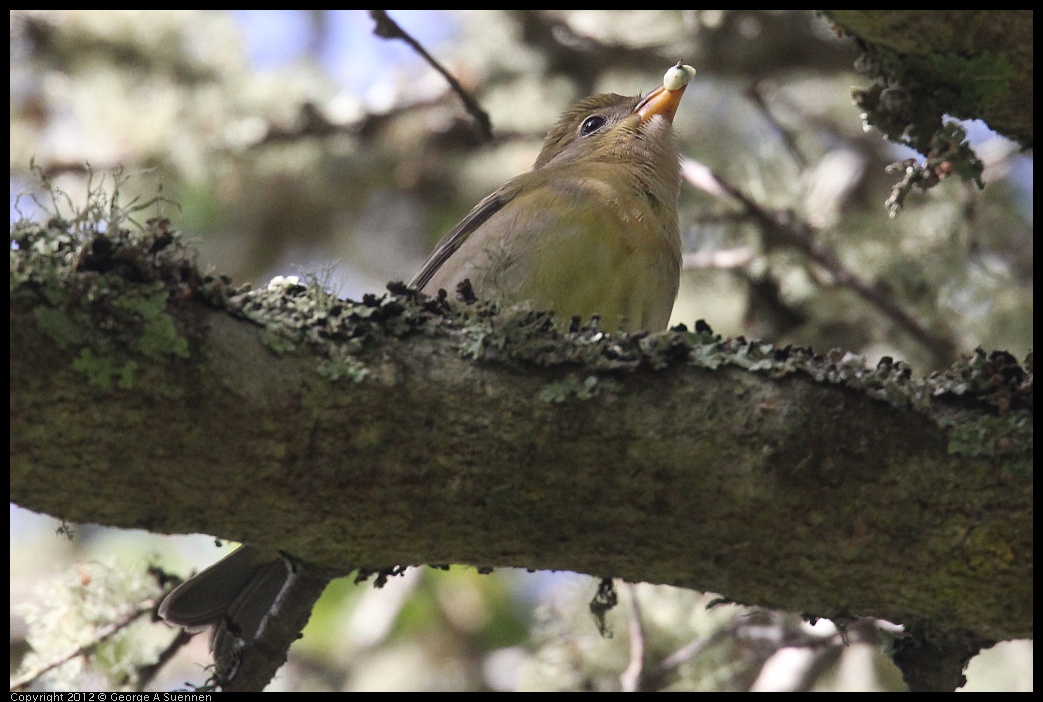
(634, 82), (688, 124)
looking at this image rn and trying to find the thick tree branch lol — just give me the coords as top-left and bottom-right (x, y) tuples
(824, 10), (1033, 149)
(10, 220), (1032, 690)
(823, 10), (1032, 215)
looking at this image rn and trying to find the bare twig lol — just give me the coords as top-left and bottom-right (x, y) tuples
(369, 10), (493, 143)
(682, 158), (958, 363)
(682, 245), (758, 271)
(135, 628), (196, 692)
(747, 82), (808, 168)
(10, 599), (158, 691)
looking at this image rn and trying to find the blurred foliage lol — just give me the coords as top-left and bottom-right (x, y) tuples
(12, 561), (167, 691)
(10, 10), (1032, 692)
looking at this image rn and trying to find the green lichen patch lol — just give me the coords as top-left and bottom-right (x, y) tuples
(11, 169), (202, 392)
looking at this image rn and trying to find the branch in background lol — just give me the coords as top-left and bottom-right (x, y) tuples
(746, 82), (808, 169)
(681, 158), (958, 364)
(682, 245), (757, 271)
(11, 597), (160, 691)
(620, 583), (646, 692)
(508, 10), (665, 92)
(369, 10), (493, 143)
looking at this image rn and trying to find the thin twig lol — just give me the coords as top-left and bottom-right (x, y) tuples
(747, 82), (808, 168)
(135, 628), (196, 692)
(369, 10), (493, 143)
(10, 599), (158, 690)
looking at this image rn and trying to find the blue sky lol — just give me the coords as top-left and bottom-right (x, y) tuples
(231, 10), (458, 96)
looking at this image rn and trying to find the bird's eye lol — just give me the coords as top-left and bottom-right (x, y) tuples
(579, 115), (607, 136)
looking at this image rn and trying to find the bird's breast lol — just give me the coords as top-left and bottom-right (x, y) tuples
(496, 174), (681, 331)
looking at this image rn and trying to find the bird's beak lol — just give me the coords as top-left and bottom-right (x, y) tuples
(634, 83), (688, 124)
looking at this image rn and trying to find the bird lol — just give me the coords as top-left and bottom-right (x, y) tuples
(412, 64), (693, 331)
(159, 63), (694, 685)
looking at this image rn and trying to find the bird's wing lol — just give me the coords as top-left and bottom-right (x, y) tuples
(159, 546), (281, 627)
(409, 188), (513, 291)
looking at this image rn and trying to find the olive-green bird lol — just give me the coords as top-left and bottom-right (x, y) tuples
(159, 66), (692, 683)
(412, 72), (690, 331)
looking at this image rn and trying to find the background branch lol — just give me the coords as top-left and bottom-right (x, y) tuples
(682, 159), (959, 364)
(369, 9), (493, 143)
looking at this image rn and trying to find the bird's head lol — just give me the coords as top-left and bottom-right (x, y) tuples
(532, 79), (690, 172)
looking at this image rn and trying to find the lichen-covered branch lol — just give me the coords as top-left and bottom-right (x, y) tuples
(10, 217), (1032, 690)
